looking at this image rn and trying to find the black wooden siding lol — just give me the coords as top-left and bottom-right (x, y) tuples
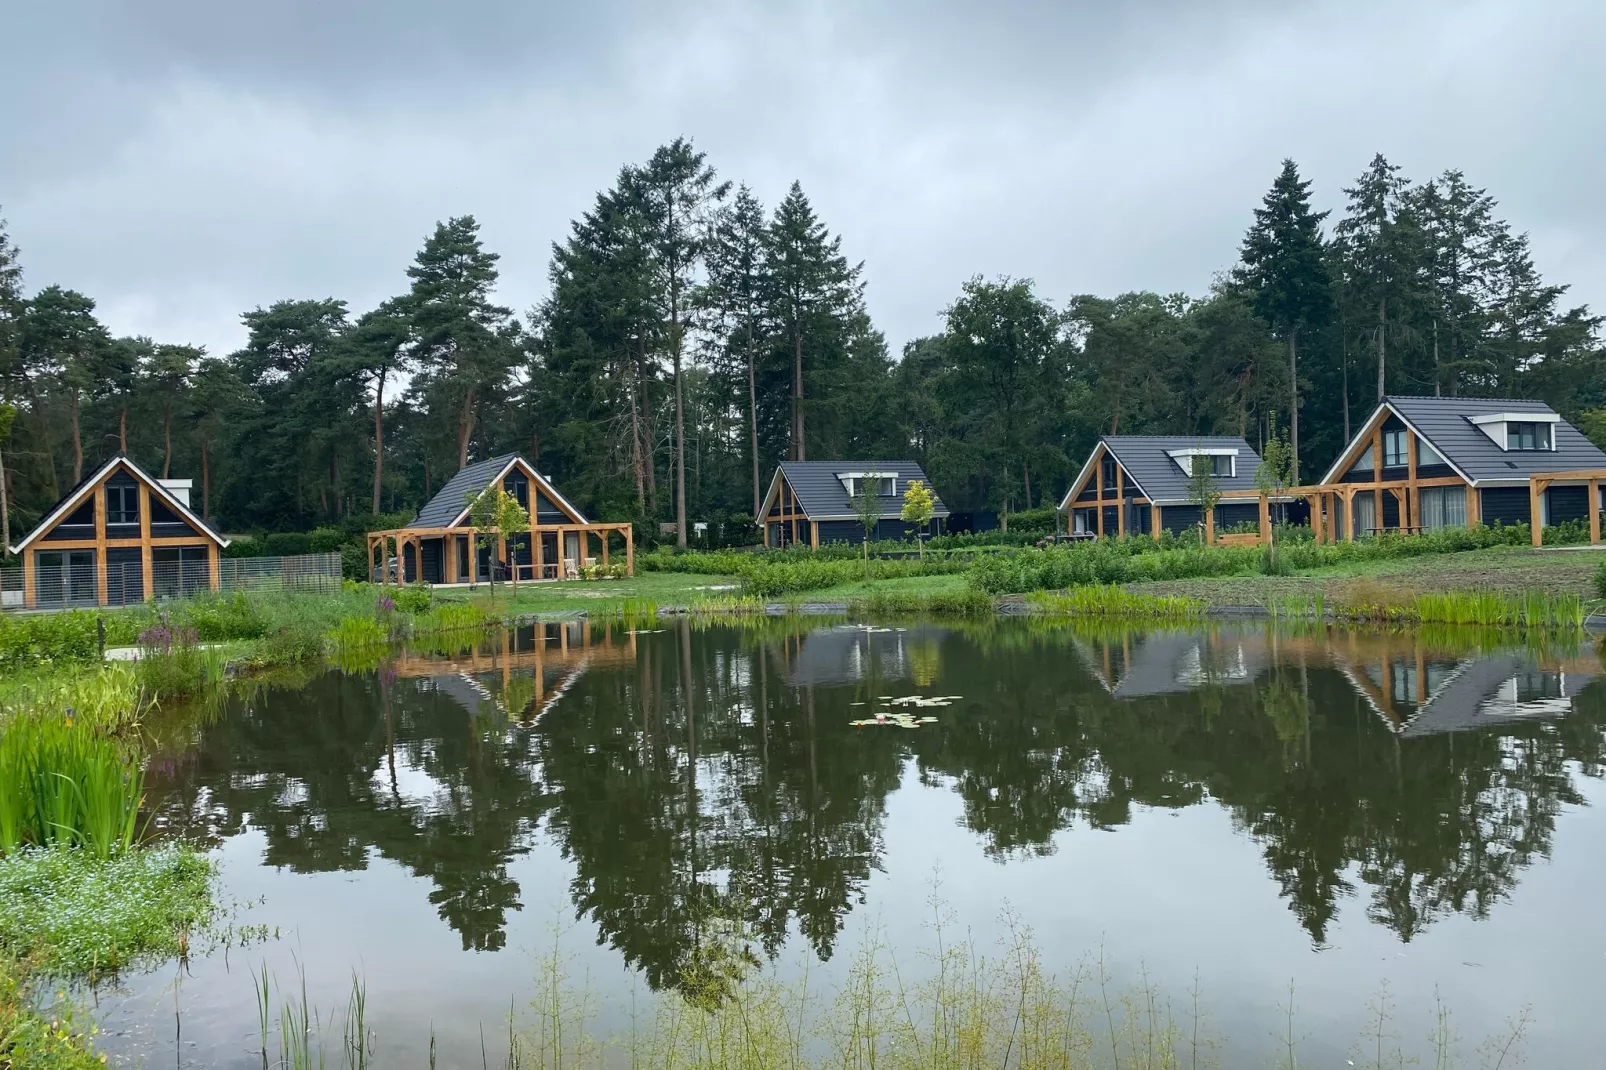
(1480, 487), (1531, 526)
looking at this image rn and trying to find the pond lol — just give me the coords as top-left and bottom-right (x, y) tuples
(98, 617), (1606, 1066)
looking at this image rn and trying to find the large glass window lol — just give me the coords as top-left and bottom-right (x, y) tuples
(1383, 430), (1408, 468)
(1353, 493), (1377, 535)
(34, 549), (96, 606)
(1100, 457), (1118, 492)
(1506, 422), (1552, 450)
(106, 485), (139, 525)
(1419, 486), (1467, 531)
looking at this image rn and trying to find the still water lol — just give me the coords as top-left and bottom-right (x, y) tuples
(101, 618), (1606, 1066)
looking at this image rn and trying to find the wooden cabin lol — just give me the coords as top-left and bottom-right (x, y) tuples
(1058, 436), (1284, 543)
(1310, 397), (1606, 544)
(758, 461), (949, 548)
(367, 454), (632, 583)
(7, 454), (229, 609)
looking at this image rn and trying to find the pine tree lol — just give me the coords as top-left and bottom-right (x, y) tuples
(404, 216), (515, 470)
(149, 343), (202, 477)
(1233, 159), (1332, 482)
(19, 286), (108, 483)
(1408, 171), (1499, 396)
(702, 185), (770, 517)
(763, 182), (863, 463)
(345, 300), (412, 513)
(635, 139), (729, 548)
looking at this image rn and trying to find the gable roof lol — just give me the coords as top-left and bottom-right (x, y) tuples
(759, 461), (951, 521)
(1060, 436), (1268, 508)
(1318, 397), (1606, 486)
(9, 453), (229, 555)
(411, 454), (588, 529)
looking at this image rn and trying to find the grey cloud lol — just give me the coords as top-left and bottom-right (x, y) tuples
(3, 0), (1602, 359)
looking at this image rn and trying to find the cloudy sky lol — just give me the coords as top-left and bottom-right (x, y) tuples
(4, 0), (1602, 358)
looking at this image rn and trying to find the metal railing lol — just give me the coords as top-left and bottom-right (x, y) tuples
(0, 553), (342, 611)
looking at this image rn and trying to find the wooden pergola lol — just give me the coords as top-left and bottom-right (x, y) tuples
(366, 521), (634, 584)
(1528, 469), (1606, 547)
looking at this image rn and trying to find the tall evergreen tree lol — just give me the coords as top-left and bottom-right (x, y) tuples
(148, 342), (202, 477)
(635, 139), (729, 548)
(1233, 159), (1332, 481)
(404, 216), (516, 471)
(19, 286), (108, 483)
(1333, 154), (1422, 402)
(344, 300), (412, 513)
(763, 182), (863, 463)
(702, 185), (770, 516)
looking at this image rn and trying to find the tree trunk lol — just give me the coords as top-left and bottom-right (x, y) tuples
(118, 406), (128, 454)
(69, 393), (83, 483)
(456, 385), (477, 469)
(1432, 319), (1440, 398)
(1023, 461), (1033, 511)
(629, 375), (646, 514)
(372, 365), (387, 514)
(673, 332), (688, 550)
(1376, 296), (1387, 400)
(1288, 329), (1299, 484)
(747, 329), (760, 518)
(792, 328), (806, 461)
(330, 453), (341, 519)
(637, 344), (658, 517)
(0, 443), (9, 555)
(200, 437), (211, 519)
(162, 399), (173, 477)
(1341, 327), (1351, 444)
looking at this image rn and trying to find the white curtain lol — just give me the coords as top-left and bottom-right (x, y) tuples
(1419, 486), (1466, 531)
(1353, 494), (1376, 535)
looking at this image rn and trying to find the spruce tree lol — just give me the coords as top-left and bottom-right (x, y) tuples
(763, 182), (863, 462)
(404, 216), (515, 470)
(1233, 159), (1332, 482)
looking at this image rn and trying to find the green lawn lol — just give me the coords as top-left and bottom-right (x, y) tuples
(1129, 545), (1606, 605)
(431, 570), (743, 614)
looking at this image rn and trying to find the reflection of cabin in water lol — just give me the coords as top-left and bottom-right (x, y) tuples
(398, 619), (638, 722)
(785, 625), (949, 687)
(1332, 641), (1596, 737)
(1075, 629), (1272, 698)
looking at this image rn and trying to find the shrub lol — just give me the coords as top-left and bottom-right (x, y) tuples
(0, 612), (101, 669)
(391, 585), (433, 614)
(180, 590), (270, 641)
(254, 623), (326, 665)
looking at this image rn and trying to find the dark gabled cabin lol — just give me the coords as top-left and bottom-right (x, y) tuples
(368, 454), (634, 583)
(757, 461), (950, 548)
(1313, 396), (1606, 543)
(8, 454), (229, 609)
(1058, 436), (1277, 541)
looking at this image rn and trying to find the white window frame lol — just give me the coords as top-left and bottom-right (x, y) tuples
(1166, 448), (1238, 479)
(1468, 412), (1559, 452)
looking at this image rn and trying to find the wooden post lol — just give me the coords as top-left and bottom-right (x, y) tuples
(1150, 503), (1162, 542)
(1405, 428), (1419, 530)
(1342, 488), (1355, 542)
(1530, 478), (1545, 547)
(534, 525), (544, 580)
(1258, 492), (1271, 545)
(810, 521), (819, 549)
(601, 530), (610, 569)
(1465, 484), (1480, 530)
(1095, 453), (1105, 538)
(1372, 428), (1384, 535)
(138, 482), (153, 601)
(208, 543), (221, 592)
(22, 550), (35, 609)
(1591, 478), (1601, 546)
(94, 476), (109, 605)
(625, 525), (635, 577)
(1115, 466), (1125, 537)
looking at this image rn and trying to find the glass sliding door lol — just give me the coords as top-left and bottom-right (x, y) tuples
(34, 550), (96, 607)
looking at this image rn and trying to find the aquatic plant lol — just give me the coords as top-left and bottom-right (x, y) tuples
(848, 588), (996, 617)
(0, 843), (214, 975)
(1026, 586), (1207, 621)
(327, 615), (390, 651)
(0, 713), (144, 859)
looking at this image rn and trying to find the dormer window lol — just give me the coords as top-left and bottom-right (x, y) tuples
(840, 472), (896, 498)
(1166, 448), (1236, 478)
(1468, 412), (1559, 451)
(1506, 422), (1552, 451)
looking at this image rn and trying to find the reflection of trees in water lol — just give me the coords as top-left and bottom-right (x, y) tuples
(144, 669), (550, 951)
(143, 620), (1606, 980)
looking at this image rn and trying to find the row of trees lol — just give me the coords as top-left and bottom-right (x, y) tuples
(1, 146), (1600, 548)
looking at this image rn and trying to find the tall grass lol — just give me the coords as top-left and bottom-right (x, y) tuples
(1026, 586), (1207, 621)
(1338, 590), (1589, 631)
(0, 713), (144, 859)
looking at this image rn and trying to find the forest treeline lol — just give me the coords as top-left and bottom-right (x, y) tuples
(0, 143), (1600, 549)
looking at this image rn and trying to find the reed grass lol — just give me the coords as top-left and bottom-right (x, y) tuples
(1338, 590), (1588, 631)
(848, 588), (997, 617)
(0, 713), (144, 859)
(1026, 586), (1207, 621)
(327, 615), (390, 651)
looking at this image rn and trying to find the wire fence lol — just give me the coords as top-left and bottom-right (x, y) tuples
(0, 553), (342, 612)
